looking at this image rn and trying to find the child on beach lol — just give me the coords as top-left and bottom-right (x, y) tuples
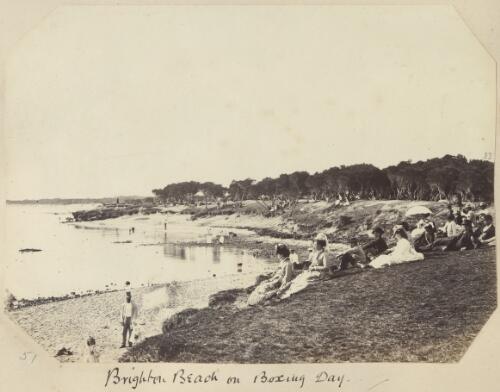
(82, 336), (99, 362)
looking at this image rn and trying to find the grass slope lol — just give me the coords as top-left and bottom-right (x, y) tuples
(121, 246), (496, 363)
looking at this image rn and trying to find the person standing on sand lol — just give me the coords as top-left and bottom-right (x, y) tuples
(120, 292), (138, 348)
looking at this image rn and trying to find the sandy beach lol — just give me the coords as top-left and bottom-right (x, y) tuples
(9, 287), (142, 362)
(8, 273), (274, 363)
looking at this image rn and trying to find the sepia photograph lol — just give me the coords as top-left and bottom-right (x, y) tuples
(1, 3), (497, 371)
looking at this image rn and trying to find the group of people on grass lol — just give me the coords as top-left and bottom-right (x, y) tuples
(248, 204), (495, 306)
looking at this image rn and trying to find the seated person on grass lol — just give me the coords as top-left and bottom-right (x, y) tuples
(414, 224), (436, 252)
(428, 220), (475, 251)
(247, 244), (294, 306)
(308, 234), (330, 272)
(475, 214), (495, 246)
(278, 235), (332, 299)
(440, 214), (461, 238)
(368, 228), (424, 269)
(394, 221), (413, 244)
(362, 227), (389, 261)
(339, 238), (367, 270)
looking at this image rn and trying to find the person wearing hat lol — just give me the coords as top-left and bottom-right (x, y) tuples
(476, 214), (495, 245)
(414, 223), (436, 252)
(453, 220), (476, 250)
(429, 220), (475, 251)
(362, 227), (388, 261)
(462, 206), (477, 227)
(369, 228), (424, 269)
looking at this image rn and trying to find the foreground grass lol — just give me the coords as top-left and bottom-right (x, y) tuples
(121, 246), (496, 363)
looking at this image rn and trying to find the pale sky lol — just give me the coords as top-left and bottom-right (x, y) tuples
(4, 5), (496, 199)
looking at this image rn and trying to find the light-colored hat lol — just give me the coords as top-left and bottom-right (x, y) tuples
(314, 233), (328, 246)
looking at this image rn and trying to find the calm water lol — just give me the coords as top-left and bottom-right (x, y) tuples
(4, 204), (276, 300)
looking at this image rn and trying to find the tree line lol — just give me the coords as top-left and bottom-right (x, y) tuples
(152, 155), (494, 204)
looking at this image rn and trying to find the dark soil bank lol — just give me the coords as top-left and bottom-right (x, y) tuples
(121, 246), (496, 363)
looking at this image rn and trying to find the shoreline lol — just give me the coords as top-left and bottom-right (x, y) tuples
(7, 271), (277, 363)
(6, 199), (495, 363)
(6, 238), (288, 310)
(6, 217), (317, 310)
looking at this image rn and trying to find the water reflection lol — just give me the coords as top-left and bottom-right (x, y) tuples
(6, 204), (277, 299)
(212, 246), (221, 263)
(163, 243), (189, 260)
(162, 243), (227, 264)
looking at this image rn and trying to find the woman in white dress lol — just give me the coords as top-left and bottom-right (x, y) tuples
(369, 228), (424, 269)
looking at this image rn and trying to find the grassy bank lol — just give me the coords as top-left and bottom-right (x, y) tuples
(121, 246), (496, 363)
